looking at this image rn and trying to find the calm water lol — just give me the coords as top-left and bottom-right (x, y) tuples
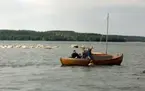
(0, 41), (145, 91)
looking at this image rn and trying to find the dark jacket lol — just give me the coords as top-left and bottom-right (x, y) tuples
(71, 52), (80, 58)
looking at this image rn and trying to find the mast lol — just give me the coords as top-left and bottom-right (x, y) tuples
(105, 13), (109, 54)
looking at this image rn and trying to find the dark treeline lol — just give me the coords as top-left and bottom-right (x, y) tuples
(0, 29), (145, 42)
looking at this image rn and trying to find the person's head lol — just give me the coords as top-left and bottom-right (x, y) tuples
(73, 50), (76, 53)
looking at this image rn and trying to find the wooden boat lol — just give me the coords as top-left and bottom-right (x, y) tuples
(60, 53), (123, 66)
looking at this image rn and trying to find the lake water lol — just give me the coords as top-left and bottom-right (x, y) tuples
(0, 41), (145, 91)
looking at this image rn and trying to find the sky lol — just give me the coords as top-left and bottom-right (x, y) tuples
(0, 0), (145, 36)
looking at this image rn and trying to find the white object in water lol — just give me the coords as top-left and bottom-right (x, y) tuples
(44, 46), (52, 49)
(36, 44), (44, 48)
(21, 45), (29, 49)
(71, 44), (78, 48)
(7, 45), (13, 48)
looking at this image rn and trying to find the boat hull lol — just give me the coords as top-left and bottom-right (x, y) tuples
(60, 58), (90, 66)
(60, 54), (123, 66)
(92, 54), (123, 65)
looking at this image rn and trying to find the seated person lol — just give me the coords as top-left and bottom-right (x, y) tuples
(71, 50), (81, 58)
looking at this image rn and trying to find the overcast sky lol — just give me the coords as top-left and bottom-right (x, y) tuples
(0, 0), (145, 36)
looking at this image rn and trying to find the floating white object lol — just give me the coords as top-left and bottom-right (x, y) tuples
(15, 45), (22, 48)
(21, 45), (29, 49)
(0, 44), (59, 49)
(7, 45), (13, 48)
(71, 44), (78, 48)
(44, 46), (52, 49)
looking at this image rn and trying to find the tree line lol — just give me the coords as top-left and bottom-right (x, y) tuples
(0, 29), (145, 42)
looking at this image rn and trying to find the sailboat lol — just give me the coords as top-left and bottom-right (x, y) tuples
(60, 13), (123, 66)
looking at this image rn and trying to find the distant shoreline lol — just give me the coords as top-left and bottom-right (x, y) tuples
(0, 40), (126, 42)
(0, 29), (145, 42)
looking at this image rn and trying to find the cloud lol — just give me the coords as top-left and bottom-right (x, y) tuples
(0, 0), (145, 36)
(16, 0), (145, 8)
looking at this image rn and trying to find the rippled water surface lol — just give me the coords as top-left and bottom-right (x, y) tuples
(0, 41), (145, 91)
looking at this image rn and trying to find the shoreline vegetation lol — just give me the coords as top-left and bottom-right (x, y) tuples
(0, 29), (145, 42)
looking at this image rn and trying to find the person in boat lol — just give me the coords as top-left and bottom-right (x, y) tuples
(71, 50), (81, 58)
(78, 53), (82, 58)
(87, 46), (93, 60)
(81, 47), (88, 58)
